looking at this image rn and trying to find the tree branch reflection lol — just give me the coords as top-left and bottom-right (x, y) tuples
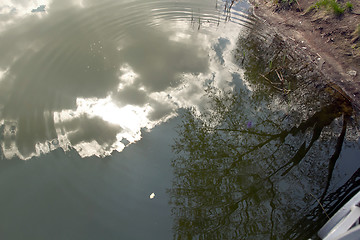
(169, 83), (355, 238)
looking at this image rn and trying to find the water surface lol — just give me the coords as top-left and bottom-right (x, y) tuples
(0, 0), (359, 239)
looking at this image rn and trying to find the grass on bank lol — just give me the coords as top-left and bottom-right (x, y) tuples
(306, 0), (354, 16)
(345, 2), (353, 12)
(274, 0), (352, 14)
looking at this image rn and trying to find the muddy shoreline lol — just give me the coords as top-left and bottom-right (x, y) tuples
(248, 0), (360, 111)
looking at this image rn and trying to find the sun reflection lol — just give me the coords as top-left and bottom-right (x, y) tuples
(53, 96), (154, 157)
(91, 101), (151, 135)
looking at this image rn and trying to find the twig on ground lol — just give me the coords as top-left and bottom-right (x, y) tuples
(260, 73), (291, 93)
(275, 69), (284, 84)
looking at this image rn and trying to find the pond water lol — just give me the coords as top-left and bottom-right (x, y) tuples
(0, 0), (359, 239)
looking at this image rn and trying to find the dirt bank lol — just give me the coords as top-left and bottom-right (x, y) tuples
(249, 0), (360, 110)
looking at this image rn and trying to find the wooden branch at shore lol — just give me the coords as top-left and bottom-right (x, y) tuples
(275, 69), (284, 84)
(259, 73), (291, 93)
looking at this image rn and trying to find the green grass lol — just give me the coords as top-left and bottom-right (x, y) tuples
(309, 0), (345, 16)
(345, 2), (353, 11)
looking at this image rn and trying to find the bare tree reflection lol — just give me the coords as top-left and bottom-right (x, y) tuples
(169, 81), (356, 238)
(168, 19), (360, 238)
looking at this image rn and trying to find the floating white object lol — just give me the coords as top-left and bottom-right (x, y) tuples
(149, 193), (155, 199)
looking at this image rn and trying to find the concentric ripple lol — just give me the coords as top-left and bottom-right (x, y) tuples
(0, 0), (256, 160)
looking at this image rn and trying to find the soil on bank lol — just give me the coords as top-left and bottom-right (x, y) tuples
(249, 0), (360, 110)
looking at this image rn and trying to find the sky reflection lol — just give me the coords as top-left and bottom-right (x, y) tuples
(0, 0), (253, 159)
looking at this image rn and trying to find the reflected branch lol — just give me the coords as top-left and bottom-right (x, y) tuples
(168, 72), (358, 238)
(320, 113), (349, 202)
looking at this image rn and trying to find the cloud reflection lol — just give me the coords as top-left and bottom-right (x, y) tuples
(59, 114), (122, 146)
(0, 0), (250, 159)
(118, 26), (209, 92)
